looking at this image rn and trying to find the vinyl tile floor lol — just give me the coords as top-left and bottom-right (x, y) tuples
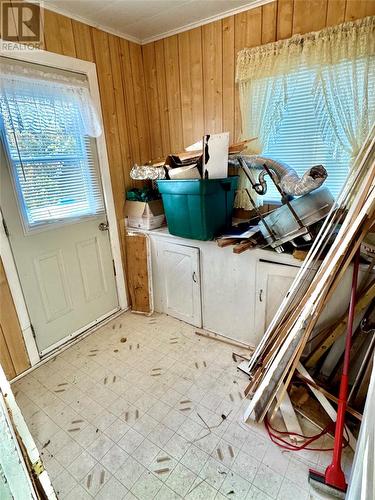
(12, 312), (353, 500)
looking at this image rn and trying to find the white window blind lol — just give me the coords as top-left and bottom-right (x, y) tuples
(262, 66), (353, 202)
(0, 64), (104, 233)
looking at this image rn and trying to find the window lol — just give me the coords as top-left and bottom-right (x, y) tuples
(262, 66), (352, 203)
(0, 62), (104, 233)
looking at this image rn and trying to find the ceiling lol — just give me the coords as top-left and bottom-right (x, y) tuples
(44, 0), (268, 44)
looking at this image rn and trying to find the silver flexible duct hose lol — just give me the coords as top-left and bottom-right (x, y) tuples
(229, 155), (328, 197)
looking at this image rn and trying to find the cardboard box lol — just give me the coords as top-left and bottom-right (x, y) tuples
(125, 199), (165, 230)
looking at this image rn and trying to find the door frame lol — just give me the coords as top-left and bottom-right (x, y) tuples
(0, 42), (128, 366)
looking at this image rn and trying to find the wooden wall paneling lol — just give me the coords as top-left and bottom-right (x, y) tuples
(43, 10), (76, 57)
(178, 28), (204, 148)
(292, 0), (329, 34)
(108, 35), (132, 191)
(163, 35), (184, 153)
(125, 234), (151, 313)
(128, 42), (151, 164)
(189, 29), (204, 145)
(276, 0), (294, 40)
(364, 0), (375, 16)
(55, 14), (76, 57)
(119, 38), (142, 165)
(91, 29), (125, 226)
(154, 40), (171, 157)
(71, 20), (95, 62)
(234, 7), (263, 141)
(222, 16), (235, 143)
(326, 0), (346, 26)
(43, 9), (63, 53)
(0, 260), (30, 377)
(177, 31), (194, 147)
(262, 1), (278, 43)
(0, 325), (16, 380)
(202, 20), (223, 135)
(142, 43), (164, 160)
(345, 0), (375, 20)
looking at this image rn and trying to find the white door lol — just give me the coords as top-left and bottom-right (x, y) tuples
(254, 260), (299, 344)
(0, 129), (118, 355)
(161, 242), (202, 327)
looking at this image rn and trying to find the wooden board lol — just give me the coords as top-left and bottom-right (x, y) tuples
(0, 325), (16, 381)
(0, 259), (30, 378)
(276, 384), (304, 442)
(125, 234), (151, 314)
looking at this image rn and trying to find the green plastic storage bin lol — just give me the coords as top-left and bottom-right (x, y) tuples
(157, 177), (238, 240)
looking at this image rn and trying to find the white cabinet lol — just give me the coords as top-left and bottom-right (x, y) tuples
(253, 260), (300, 344)
(146, 228), (369, 348)
(158, 241), (202, 327)
(200, 245), (256, 345)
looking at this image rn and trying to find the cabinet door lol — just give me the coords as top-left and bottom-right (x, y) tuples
(161, 242), (202, 327)
(254, 260), (299, 344)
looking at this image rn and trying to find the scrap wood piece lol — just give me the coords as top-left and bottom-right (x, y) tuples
(327, 314), (373, 387)
(195, 330), (254, 351)
(216, 238), (238, 248)
(228, 137), (257, 154)
(233, 240), (255, 254)
(297, 363), (356, 450)
(348, 329), (375, 405)
(292, 249), (310, 261)
(290, 387), (332, 433)
(275, 383), (304, 443)
(125, 233), (153, 315)
(232, 352), (250, 362)
(351, 354), (374, 410)
(305, 279), (375, 369)
(294, 372), (362, 421)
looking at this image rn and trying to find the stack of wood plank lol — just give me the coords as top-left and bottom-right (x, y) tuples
(243, 127), (375, 424)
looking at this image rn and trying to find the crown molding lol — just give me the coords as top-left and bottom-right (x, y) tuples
(140, 0), (273, 44)
(41, 1), (142, 44)
(38, 0), (274, 46)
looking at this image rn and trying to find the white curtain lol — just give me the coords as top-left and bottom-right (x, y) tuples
(314, 57), (374, 165)
(235, 74), (289, 208)
(236, 16), (375, 209)
(0, 59), (102, 138)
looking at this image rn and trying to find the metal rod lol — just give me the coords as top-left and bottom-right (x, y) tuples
(262, 162), (306, 231)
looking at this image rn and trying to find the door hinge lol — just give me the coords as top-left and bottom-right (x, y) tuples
(112, 259), (116, 276)
(30, 324), (36, 339)
(2, 218), (9, 237)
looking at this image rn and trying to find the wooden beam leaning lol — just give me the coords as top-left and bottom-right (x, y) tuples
(243, 138), (375, 423)
(246, 130), (375, 376)
(305, 280), (375, 369)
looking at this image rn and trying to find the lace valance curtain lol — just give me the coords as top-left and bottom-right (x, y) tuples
(0, 59), (102, 138)
(235, 16), (375, 208)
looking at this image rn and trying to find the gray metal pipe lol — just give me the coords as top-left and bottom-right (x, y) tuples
(229, 155), (328, 197)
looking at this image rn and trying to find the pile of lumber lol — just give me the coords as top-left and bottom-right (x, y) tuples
(242, 126), (375, 426)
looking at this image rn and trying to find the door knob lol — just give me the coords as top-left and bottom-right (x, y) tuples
(98, 222), (109, 231)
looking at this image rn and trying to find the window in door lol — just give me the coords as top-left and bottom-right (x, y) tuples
(0, 59), (104, 233)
